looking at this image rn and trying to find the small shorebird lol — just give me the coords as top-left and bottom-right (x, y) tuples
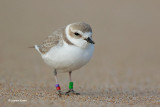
(31, 22), (95, 96)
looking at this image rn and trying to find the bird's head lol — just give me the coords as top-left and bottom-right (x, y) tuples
(65, 22), (95, 48)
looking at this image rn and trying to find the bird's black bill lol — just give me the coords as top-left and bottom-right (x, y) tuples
(84, 37), (95, 44)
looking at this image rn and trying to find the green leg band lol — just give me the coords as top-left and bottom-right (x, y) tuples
(69, 82), (73, 89)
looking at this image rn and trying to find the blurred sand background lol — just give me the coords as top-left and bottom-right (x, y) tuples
(0, 0), (160, 106)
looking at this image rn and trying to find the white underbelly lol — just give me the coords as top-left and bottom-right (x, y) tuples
(41, 43), (94, 72)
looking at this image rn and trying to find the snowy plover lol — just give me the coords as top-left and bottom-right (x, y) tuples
(32, 22), (95, 96)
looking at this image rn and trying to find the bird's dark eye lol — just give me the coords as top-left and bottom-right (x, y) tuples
(74, 32), (80, 36)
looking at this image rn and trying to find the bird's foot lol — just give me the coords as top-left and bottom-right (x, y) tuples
(55, 84), (64, 97)
(65, 89), (80, 95)
(57, 90), (65, 97)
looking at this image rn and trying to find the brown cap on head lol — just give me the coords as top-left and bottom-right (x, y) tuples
(69, 22), (92, 33)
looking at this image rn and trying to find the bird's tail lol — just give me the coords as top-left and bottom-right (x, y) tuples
(29, 45), (42, 55)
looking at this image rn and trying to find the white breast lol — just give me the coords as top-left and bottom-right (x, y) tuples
(41, 42), (94, 72)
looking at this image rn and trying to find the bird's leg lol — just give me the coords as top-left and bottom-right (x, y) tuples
(54, 69), (64, 96)
(65, 71), (80, 95)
